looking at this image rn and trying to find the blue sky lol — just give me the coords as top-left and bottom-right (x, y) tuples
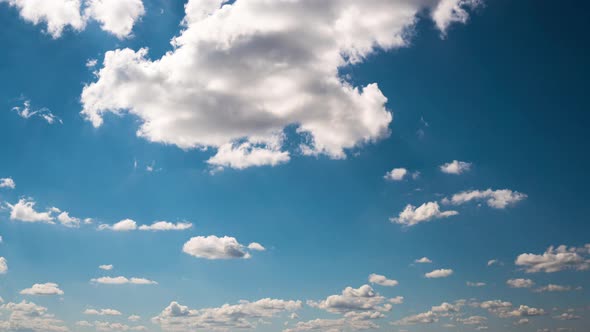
(0, 0), (589, 331)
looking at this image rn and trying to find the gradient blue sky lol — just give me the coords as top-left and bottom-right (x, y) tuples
(0, 0), (589, 331)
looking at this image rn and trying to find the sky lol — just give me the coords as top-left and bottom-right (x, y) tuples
(0, 0), (589, 331)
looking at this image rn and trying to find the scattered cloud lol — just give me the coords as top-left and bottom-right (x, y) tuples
(553, 313), (580, 320)
(0, 257), (7, 274)
(439, 160), (472, 174)
(432, 0), (482, 36)
(0, 300), (68, 331)
(99, 264), (113, 271)
(0, 178), (15, 189)
(384, 168), (408, 181)
(443, 189), (527, 209)
(534, 284), (572, 293)
(415, 257), (433, 264)
(5, 199), (54, 223)
(425, 269), (453, 278)
(182, 235), (262, 260)
(84, 308), (122, 316)
(487, 259), (502, 266)
(506, 278), (535, 288)
(247, 242), (266, 251)
(391, 202), (458, 226)
(20, 283), (64, 296)
(98, 218), (137, 231)
(91, 276), (157, 285)
(467, 281), (486, 287)
(515, 244), (590, 273)
(368, 274), (398, 287)
(11, 100), (62, 124)
(138, 221), (192, 231)
(84, 0), (145, 39)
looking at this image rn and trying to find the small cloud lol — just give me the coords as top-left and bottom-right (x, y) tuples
(425, 269), (453, 279)
(86, 58), (98, 68)
(384, 168), (408, 181)
(11, 99), (62, 124)
(415, 257), (432, 264)
(98, 219), (137, 231)
(506, 278), (535, 288)
(440, 160), (471, 175)
(20, 283), (64, 296)
(90, 276), (157, 285)
(99, 264), (113, 271)
(391, 202), (458, 227)
(368, 273), (398, 287)
(0, 178), (16, 189)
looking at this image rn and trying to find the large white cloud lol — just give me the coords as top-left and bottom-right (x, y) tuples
(0, 301), (68, 331)
(80, 0), (481, 169)
(20, 283), (64, 296)
(515, 244), (590, 273)
(0, 0), (144, 38)
(442, 188), (527, 209)
(152, 298), (301, 330)
(182, 235), (262, 260)
(5, 199), (54, 223)
(390, 201), (458, 226)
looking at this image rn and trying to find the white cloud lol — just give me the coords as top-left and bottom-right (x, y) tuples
(138, 221), (192, 231)
(99, 264), (113, 271)
(392, 311), (438, 325)
(56, 211), (81, 228)
(506, 278), (534, 288)
(553, 313), (580, 320)
(439, 160), (472, 174)
(466, 281), (486, 287)
(152, 299), (301, 331)
(515, 244), (590, 273)
(487, 259), (501, 266)
(384, 168), (407, 181)
(78, 321), (148, 331)
(425, 269), (453, 278)
(80, 0), (480, 170)
(91, 276), (157, 285)
(5, 199), (54, 223)
(308, 284), (392, 314)
(415, 257), (432, 264)
(390, 201), (458, 226)
(477, 300), (545, 318)
(84, 0), (145, 39)
(368, 274), (398, 287)
(443, 188), (527, 209)
(128, 315), (141, 322)
(84, 308), (122, 316)
(432, 0), (482, 36)
(20, 283), (64, 296)
(0, 178), (15, 189)
(389, 296), (404, 305)
(98, 218), (137, 231)
(11, 100), (62, 124)
(86, 58), (98, 68)
(247, 242), (266, 251)
(182, 235), (261, 260)
(534, 284), (572, 293)
(0, 257), (7, 274)
(0, 301), (68, 331)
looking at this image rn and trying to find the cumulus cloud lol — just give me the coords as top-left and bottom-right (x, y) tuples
(0, 257), (7, 274)
(0, 0), (144, 38)
(84, 0), (144, 39)
(98, 218), (137, 231)
(368, 274), (398, 287)
(515, 244), (590, 273)
(5, 199), (54, 223)
(384, 168), (408, 181)
(84, 308), (122, 316)
(391, 201), (458, 226)
(11, 100), (62, 124)
(152, 298), (301, 330)
(392, 311), (438, 325)
(80, 0), (480, 170)
(90, 276), (157, 285)
(0, 300), (68, 331)
(99, 264), (113, 270)
(0, 178), (15, 189)
(182, 235), (262, 260)
(443, 188), (527, 209)
(415, 257), (432, 263)
(506, 278), (535, 288)
(308, 285), (392, 315)
(247, 242), (266, 251)
(138, 221), (192, 231)
(425, 269), (453, 278)
(56, 210), (81, 228)
(77, 320), (147, 331)
(20, 283), (64, 296)
(439, 160), (472, 174)
(432, 0), (482, 36)
(477, 300), (546, 318)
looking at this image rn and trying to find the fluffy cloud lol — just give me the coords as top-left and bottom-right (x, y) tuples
(10, 100), (62, 124)
(515, 244), (590, 273)
(84, 308), (122, 316)
(77, 320), (147, 331)
(392, 311), (438, 325)
(308, 285), (392, 314)
(182, 235), (262, 260)
(0, 178), (15, 189)
(84, 0), (144, 39)
(152, 298), (301, 330)
(477, 300), (545, 318)
(425, 269), (453, 278)
(99, 264), (113, 270)
(5, 199), (54, 223)
(439, 160), (472, 174)
(56, 210), (81, 228)
(415, 257), (432, 263)
(0, 301), (68, 331)
(0, 0), (144, 38)
(432, 0), (481, 35)
(80, 0), (480, 169)
(91, 276), (157, 285)
(384, 168), (407, 181)
(20, 283), (64, 296)
(368, 274), (398, 287)
(443, 189), (527, 209)
(391, 201), (458, 226)
(247, 242), (266, 251)
(0, 257), (7, 274)
(98, 218), (137, 231)
(284, 318), (378, 332)
(138, 221), (192, 231)
(506, 278), (534, 288)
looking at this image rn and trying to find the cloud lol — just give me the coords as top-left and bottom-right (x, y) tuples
(98, 218), (137, 231)
(91, 276), (157, 285)
(466, 281), (486, 287)
(80, 0), (480, 170)
(247, 242), (266, 251)
(138, 221), (192, 231)
(308, 285), (392, 315)
(56, 211), (81, 228)
(0, 257), (7, 274)
(477, 300), (545, 318)
(99, 264), (113, 271)
(20, 283), (64, 296)
(506, 278), (535, 288)
(384, 168), (408, 181)
(487, 259), (502, 266)
(368, 274), (398, 287)
(84, 0), (145, 39)
(432, 0), (482, 36)
(553, 313), (580, 320)
(0, 178), (15, 189)
(439, 160), (472, 174)
(392, 311), (438, 326)
(5, 199), (54, 223)
(128, 315), (141, 322)
(390, 201), (458, 226)
(152, 298), (301, 330)
(0, 301), (68, 331)
(415, 257), (432, 264)
(515, 244), (590, 273)
(425, 269), (453, 278)
(182, 235), (261, 260)
(11, 100), (62, 124)
(77, 320), (147, 331)
(443, 189), (527, 209)
(84, 308), (122, 316)
(534, 284), (572, 293)
(86, 58), (98, 68)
